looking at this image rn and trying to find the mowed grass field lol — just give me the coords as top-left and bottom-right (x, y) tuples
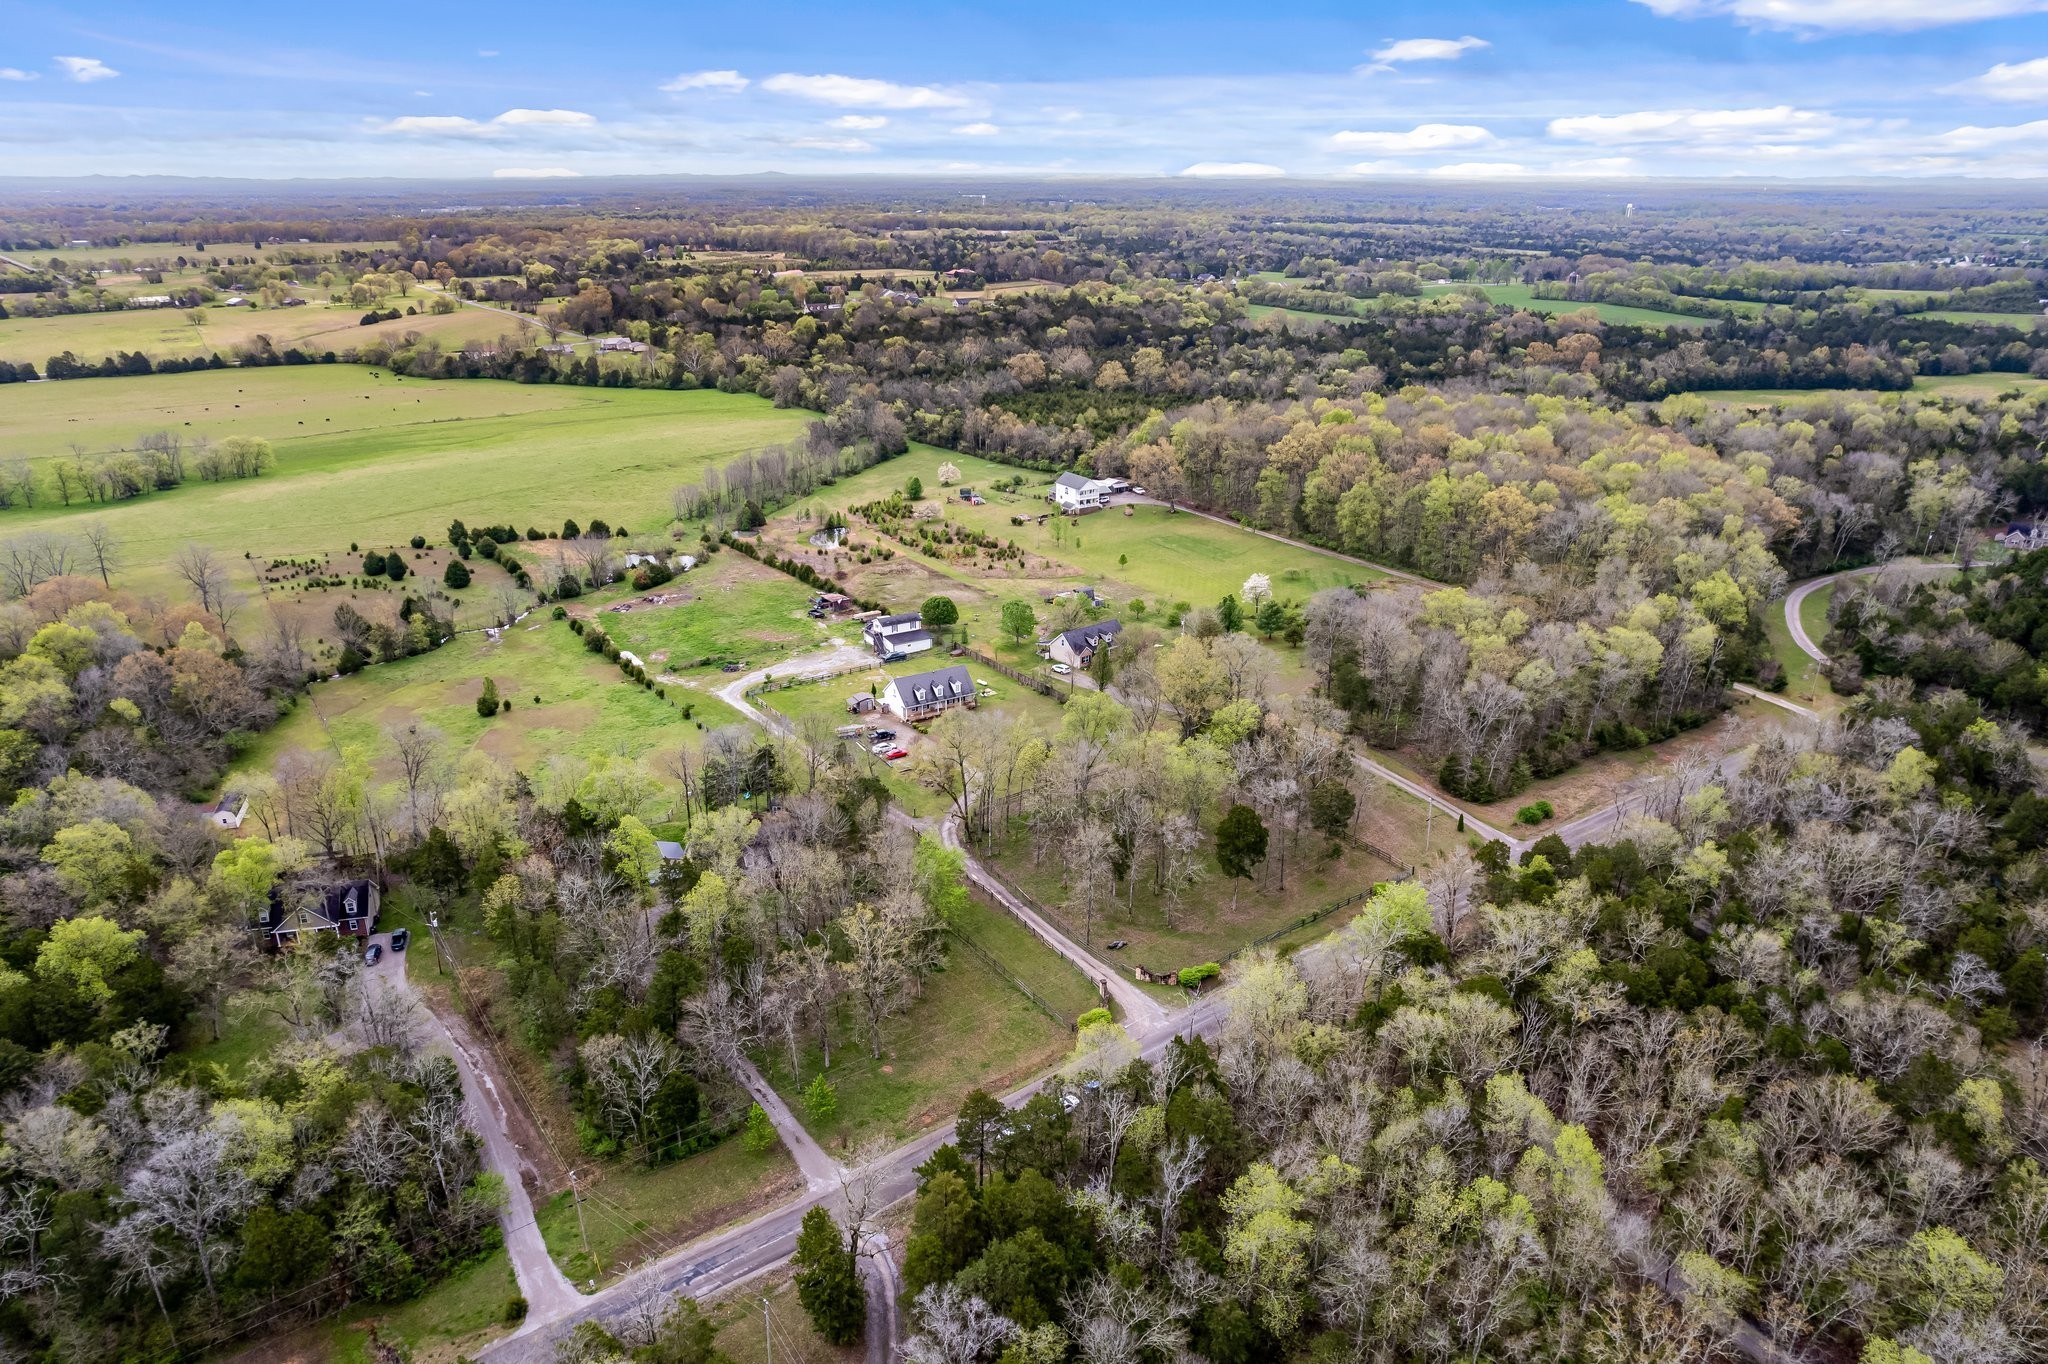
(1244, 280), (1722, 330)
(0, 297), (532, 368)
(1703, 374), (2048, 406)
(0, 368), (814, 592)
(1417, 282), (1720, 328)
(237, 610), (742, 786)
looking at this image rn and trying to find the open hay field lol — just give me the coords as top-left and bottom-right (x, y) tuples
(1418, 282), (1719, 328)
(0, 295), (531, 368)
(236, 606), (741, 786)
(0, 368), (813, 602)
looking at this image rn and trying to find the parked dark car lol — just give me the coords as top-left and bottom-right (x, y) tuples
(390, 928), (409, 953)
(364, 943), (383, 966)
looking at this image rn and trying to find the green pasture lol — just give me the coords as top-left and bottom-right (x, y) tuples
(0, 290), (523, 368)
(1918, 310), (2046, 330)
(598, 553), (845, 674)
(236, 611), (737, 786)
(0, 368), (812, 582)
(1418, 282), (1718, 328)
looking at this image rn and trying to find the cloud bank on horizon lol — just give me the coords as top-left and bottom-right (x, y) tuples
(6, 0), (2048, 179)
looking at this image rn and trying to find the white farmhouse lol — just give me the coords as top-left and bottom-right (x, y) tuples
(883, 664), (977, 722)
(1052, 472), (1114, 513)
(864, 612), (933, 659)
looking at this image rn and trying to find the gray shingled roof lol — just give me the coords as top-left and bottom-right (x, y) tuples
(891, 664), (974, 709)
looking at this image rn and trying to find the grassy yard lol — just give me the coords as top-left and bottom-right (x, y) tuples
(758, 660), (1067, 820)
(759, 916), (1081, 1150)
(953, 893), (1108, 1023)
(172, 1000), (286, 1085)
(709, 1263), (862, 1364)
(304, 1246), (521, 1364)
(983, 819), (1403, 979)
(536, 1137), (801, 1290)
(1763, 595), (1834, 713)
(236, 609), (737, 789)
(1799, 583), (1836, 659)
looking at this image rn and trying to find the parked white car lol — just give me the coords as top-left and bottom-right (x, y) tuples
(1050, 663), (1072, 675)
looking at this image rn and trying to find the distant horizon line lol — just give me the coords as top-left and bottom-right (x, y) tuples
(3, 170), (2048, 191)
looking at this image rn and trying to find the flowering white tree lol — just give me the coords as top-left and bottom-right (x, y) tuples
(936, 461), (963, 486)
(1241, 573), (1272, 605)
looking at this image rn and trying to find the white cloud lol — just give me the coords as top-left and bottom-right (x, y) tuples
(1954, 57), (2048, 101)
(761, 73), (970, 109)
(1327, 123), (1493, 154)
(493, 167), (580, 178)
(1178, 161), (1286, 177)
(1548, 106), (1849, 146)
(1629, 0), (2048, 30)
(832, 114), (887, 129)
(662, 69), (748, 93)
(54, 56), (117, 83)
(0, 68), (37, 81)
(1427, 161), (1530, 177)
(787, 136), (875, 152)
(1551, 156), (1639, 176)
(375, 115), (487, 135)
(1344, 160), (1419, 175)
(953, 122), (1000, 136)
(1370, 36), (1489, 63)
(491, 108), (595, 127)
(374, 109), (596, 137)
(1934, 118), (2048, 151)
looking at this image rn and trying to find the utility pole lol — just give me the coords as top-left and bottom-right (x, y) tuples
(1424, 802), (1435, 860)
(762, 1296), (773, 1364)
(426, 912), (450, 978)
(569, 1168), (597, 1281)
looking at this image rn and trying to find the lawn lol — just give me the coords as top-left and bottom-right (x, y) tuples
(0, 370), (813, 574)
(758, 915), (1081, 1150)
(709, 1263), (862, 1364)
(536, 1137), (800, 1290)
(171, 998), (286, 1085)
(236, 610), (738, 789)
(309, 1246), (521, 1364)
(757, 659), (1067, 820)
(1762, 593), (1833, 713)
(1694, 375), (2048, 407)
(1799, 583), (1836, 661)
(953, 893), (1108, 1024)
(982, 817), (1405, 981)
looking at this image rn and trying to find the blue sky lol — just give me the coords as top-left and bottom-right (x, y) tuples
(5, 0), (2048, 179)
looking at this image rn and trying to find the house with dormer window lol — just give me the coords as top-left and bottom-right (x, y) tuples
(255, 880), (380, 950)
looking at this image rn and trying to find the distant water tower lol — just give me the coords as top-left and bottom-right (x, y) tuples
(1625, 203), (1636, 217)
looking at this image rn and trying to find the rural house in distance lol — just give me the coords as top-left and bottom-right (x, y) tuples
(882, 663), (976, 722)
